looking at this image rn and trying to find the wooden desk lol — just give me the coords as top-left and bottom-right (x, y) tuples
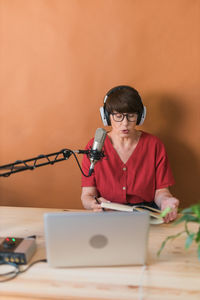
(0, 206), (200, 300)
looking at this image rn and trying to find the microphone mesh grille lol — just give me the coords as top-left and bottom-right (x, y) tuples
(94, 128), (107, 144)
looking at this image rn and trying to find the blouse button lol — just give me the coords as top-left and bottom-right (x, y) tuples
(123, 167), (126, 171)
(122, 187), (126, 190)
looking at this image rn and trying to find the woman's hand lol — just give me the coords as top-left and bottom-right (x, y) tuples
(160, 197), (179, 223)
(81, 187), (110, 212)
(86, 196), (110, 212)
(94, 197), (111, 211)
(154, 188), (179, 223)
(90, 198), (103, 212)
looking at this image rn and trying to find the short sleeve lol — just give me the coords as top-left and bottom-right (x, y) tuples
(155, 140), (175, 189)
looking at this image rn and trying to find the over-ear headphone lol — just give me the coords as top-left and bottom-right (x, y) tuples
(100, 85), (146, 126)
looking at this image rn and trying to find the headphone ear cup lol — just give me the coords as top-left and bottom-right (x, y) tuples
(100, 106), (110, 126)
(137, 106), (146, 125)
(104, 108), (111, 126)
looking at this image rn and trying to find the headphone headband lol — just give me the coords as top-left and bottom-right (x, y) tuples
(104, 85), (138, 102)
(100, 85), (146, 126)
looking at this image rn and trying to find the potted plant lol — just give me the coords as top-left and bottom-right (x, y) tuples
(157, 203), (200, 260)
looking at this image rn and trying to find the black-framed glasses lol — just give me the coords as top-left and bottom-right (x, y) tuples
(111, 113), (138, 122)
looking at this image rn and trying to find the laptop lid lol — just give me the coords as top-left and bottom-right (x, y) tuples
(44, 211), (149, 267)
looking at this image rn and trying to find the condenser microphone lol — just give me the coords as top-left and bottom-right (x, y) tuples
(89, 128), (107, 176)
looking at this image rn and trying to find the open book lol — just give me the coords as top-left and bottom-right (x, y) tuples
(101, 202), (164, 225)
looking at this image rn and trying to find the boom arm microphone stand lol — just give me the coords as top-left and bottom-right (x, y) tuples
(0, 148), (104, 178)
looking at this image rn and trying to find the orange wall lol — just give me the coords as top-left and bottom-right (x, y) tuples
(0, 0), (199, 209)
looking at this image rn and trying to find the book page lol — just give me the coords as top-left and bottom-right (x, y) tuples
(101, 202), (134, 212)
(101, 202), (164, 225)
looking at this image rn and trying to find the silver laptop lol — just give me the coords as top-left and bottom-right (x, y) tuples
(44, 211), (149, 267)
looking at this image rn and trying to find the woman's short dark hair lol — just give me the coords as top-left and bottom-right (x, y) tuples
(105, 86), (143, 115)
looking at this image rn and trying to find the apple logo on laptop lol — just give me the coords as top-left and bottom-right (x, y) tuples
(89, 234), (108, 249)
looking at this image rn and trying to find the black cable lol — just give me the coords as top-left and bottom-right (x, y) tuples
(71, 148), (105, 177)
(71, 151), (91, 177)
(0, 259), (47, 282)
(0, 261), (19, 275)
(0, 261), (20, 282)
(0, 272), (18, 282)
(19, 259), (47, 274)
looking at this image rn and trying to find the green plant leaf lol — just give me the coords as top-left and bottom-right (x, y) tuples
(195, 226), (200, 243)
(185, 233), (195, 249)
(175, 214), (199, 225)
(184, 221), (192, 236)
(191, 204), (200, 219)
(158, 203), (200, 261)
(181, 207), (194, 214)
(198, 243), (200, 261)
(182, 204), (200, 218)
(157, 231), (185, 256)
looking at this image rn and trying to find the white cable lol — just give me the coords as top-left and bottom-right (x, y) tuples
(138, 264), (147, 300)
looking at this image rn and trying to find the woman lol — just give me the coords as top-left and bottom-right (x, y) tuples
(81, 85), (179, 223)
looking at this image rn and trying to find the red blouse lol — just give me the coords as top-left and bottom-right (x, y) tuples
(81, 131), (175, 204)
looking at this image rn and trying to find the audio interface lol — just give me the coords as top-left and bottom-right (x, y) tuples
(0, 237), (36, 265)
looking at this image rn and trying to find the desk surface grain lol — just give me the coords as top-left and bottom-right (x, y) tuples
(0, 206), (200, 300)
